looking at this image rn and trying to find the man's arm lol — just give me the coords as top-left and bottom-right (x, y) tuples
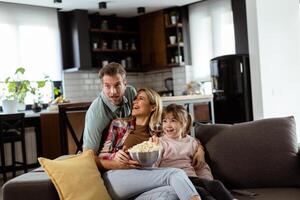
(82, 98), (111, 153)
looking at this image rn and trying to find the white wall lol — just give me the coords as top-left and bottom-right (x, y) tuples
(246, 0), (300, 138)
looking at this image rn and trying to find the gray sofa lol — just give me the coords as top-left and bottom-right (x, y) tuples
(3, 116), (300, 200)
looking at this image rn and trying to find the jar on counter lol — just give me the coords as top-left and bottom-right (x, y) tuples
(102, 60), (109, 67)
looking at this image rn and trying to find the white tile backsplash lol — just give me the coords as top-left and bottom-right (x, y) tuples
(63, 67), (191, 102)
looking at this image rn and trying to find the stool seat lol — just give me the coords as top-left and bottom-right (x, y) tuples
(0, 113), (28, 182)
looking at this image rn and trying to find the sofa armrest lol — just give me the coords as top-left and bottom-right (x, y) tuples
(2, 171), (59, 200)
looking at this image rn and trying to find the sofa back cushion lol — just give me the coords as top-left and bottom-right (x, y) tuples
(195, 116), (300, 188)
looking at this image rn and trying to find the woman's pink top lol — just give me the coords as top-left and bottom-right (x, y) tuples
(157, 135), (213, 180)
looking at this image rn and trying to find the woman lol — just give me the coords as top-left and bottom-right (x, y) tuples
(98, 88), (201, 200)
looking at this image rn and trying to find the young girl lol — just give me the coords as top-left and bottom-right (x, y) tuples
(153, 103), (234, 200)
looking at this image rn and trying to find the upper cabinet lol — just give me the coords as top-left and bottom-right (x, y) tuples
(139, 11), (167, 71)
(139, 7), (191, 71)
(58, 7), (190, 72)
(89, 14), (141, 71)
(59, 10), (92, 71)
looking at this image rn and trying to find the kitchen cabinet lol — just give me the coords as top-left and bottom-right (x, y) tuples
(164, 7), (191, 67)
(139, 10), (167, 71)
(89, 14), (141, 71)
(40, 113), (61, 159)
(59, 10), (92, 71)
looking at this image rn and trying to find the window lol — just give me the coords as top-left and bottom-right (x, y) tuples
(189, 0), (235, 81)
(0, 2), (62, 104)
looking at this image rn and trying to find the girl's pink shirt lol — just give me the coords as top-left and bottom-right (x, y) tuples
(157, 135), (213, 180)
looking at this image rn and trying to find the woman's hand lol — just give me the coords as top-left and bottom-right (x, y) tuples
(113, 148), (141, 169)
(192, 146), (205, 169)
(114, 149), (131, 164)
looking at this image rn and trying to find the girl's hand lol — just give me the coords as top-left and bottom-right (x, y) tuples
(149, 135), (159, 145)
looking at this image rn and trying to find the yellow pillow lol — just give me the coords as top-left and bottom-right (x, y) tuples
(38, 150), (111, 200)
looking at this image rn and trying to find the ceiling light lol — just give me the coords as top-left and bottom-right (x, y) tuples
(137, 7), (145, 14)
(99, 2), (107, 9)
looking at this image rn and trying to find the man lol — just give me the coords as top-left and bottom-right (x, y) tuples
(83, 62), (136, 155)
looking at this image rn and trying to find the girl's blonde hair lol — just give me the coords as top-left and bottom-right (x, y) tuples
(137, 88), (162, 132)
(162, 104), (192, 137)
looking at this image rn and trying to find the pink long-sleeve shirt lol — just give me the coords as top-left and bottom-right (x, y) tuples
(156, 135), (213, 180)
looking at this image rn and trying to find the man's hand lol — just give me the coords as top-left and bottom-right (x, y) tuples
(192, 146), (205, 169)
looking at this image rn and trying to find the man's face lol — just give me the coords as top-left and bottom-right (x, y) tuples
(102, 74), (126, 105)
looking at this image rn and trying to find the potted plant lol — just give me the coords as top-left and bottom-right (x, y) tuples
(1, 67), (51, 113)
(169, 11), (178, 25)
(29, 77), (50, 112)
(1, 67), (30, 112)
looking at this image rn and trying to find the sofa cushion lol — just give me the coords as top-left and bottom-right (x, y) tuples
(231, 188), (300, 200)
(195, 116), (300, 188)
(38, 150), (111, 200)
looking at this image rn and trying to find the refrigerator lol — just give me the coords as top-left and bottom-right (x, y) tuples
(210, 54), (253, 124)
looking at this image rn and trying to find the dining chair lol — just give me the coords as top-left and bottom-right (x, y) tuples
(0, 113), (27, 182)
(58, 102), (91, 155)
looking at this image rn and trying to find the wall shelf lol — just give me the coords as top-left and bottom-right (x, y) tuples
(90, 28), (138, 35)
(89, 14), (141, 70)
(92, 49), (138, 53)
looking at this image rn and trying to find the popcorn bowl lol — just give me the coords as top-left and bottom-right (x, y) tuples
(129, 150), (160, 167)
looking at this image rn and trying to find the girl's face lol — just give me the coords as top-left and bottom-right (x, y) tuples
(131, 91), (155, 117)
(162, 113), (184, 139)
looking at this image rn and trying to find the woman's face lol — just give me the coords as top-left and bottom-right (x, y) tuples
(132, 91), (155, 117)
(162, 113), (183, 139)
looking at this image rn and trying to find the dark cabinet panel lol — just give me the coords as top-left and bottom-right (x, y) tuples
(59, 10), (92, 71)
(139, 11), (167, 71)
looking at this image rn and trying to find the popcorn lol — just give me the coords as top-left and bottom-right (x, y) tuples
(128, 141), (161, 153)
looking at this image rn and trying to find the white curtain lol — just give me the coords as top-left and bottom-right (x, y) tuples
(0, 2), (62, 81)
(188, 0), (235, 81)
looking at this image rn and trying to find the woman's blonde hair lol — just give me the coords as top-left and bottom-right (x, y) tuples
(162, 104), (192, 137)
(137, 88), (162, 132)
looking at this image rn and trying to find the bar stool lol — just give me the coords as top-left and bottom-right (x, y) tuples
(59, 102), (91, 155)
(0, 113), (27, 182)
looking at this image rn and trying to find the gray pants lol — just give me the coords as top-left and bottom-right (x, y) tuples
(103, 168), (198, 200)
